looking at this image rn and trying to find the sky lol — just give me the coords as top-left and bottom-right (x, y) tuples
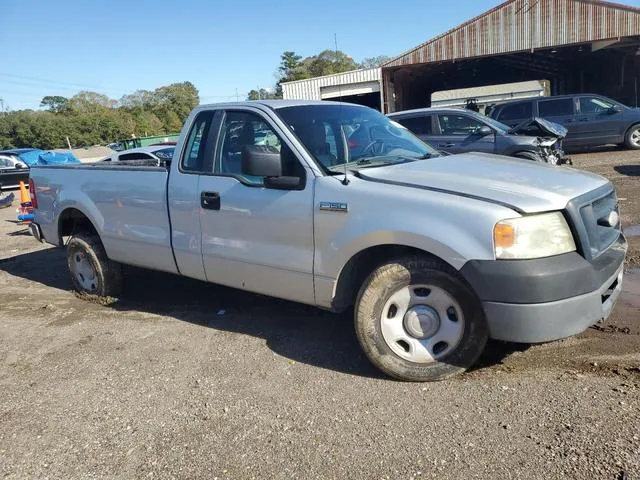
(1, 0), (633, 110)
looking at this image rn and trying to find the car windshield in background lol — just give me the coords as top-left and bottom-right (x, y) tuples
(154, 147), (175, 160)
(276, 104), (441, 172)
(464, 110), (511, 133)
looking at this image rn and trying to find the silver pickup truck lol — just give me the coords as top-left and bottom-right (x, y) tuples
(28, 100), (627, 382)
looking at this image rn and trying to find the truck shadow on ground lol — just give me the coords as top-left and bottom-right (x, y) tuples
(614, 165), (640, 176)
(0, 247), (525, 380)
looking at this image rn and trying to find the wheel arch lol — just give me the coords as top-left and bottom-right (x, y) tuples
(331, 244), (458, 313)
(57, 207), (100, 244)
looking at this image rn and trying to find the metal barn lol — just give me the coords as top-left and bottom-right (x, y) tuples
(382, 0), (640, 113)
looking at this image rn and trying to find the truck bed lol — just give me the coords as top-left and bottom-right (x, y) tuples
(30, 162), (178, 274)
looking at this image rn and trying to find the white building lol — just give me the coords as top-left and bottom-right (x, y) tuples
(281, 67), (383, 111)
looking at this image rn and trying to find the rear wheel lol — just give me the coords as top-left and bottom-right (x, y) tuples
(354, 256), (488, 382)
(624, 124), (640, 150)
(66, 232), (122, 300)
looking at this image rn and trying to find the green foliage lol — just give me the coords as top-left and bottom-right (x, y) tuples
(246, 88), (279, 100)
(40, 95), (69, 113)
(303, 50), (360, 77)
(360, 55), (393, 68)
(0, 82), (200, 149)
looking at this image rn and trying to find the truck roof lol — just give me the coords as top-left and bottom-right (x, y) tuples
(197, 99), (366, 110)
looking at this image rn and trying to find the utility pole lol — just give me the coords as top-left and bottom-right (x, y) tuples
(235, 88), (239, 102)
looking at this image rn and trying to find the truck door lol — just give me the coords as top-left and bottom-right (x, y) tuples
(435, 113), (495, 154)
(197, 107), (316, 305)
(167, 110), (219, 281)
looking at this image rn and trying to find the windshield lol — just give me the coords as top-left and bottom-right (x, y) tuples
(276, 104), (441, 172)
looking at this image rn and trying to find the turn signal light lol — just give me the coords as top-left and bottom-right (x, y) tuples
(494, 223), (515, 248)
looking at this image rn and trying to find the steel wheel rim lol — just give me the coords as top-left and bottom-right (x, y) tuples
(380, 284), (464, 363)
(71, 251), (98, 292)
(631, 128), (640, 147)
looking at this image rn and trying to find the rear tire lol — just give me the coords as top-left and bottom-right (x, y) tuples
(624, 124), (640, 150)
(66, 232), (122, 301)
(354, 256), (488, 382)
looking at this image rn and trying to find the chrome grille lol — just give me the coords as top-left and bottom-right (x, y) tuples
(566, 185), (621, 261)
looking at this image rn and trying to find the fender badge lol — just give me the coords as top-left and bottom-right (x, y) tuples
(319, 201), (348, 212)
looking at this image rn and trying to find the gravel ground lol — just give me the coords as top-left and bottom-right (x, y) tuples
(0, 148), (639, 479)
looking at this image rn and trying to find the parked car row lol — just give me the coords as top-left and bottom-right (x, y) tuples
(487, 93), (640, 151)
(388, 108), (570, 165)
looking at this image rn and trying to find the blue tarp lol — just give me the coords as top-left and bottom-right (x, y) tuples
(12, 149), (80, 166)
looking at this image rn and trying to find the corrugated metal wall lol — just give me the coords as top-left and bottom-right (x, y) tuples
(282, 68), (381, 100)
(384, 0), (640, 67)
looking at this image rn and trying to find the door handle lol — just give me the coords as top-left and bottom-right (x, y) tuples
(578, 118), (589, 122)
(201, 191), (220, 210)
(438, 143), (455, 148)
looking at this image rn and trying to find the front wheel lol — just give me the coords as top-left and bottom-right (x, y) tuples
(354, 256), (488, 381)
(624, 124), (640, 150)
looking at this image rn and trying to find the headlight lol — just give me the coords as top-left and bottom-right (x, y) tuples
(494, 212), (576, 259)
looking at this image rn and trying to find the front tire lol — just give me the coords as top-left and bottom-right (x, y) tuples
(66, 232), (122, 300)
(354, 256), (488, 381)
(624, 124), (640, 150)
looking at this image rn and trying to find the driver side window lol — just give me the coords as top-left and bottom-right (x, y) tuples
(215, 111), (305, 186)
(438, 114), (484, 135)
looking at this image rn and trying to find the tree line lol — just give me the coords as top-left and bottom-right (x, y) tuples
(0, 50), (390, 150)
(0, 82), (199, 150)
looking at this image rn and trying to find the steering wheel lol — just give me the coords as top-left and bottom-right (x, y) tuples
(360, 140), (387, 157)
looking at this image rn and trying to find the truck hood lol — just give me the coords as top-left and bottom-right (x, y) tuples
(355, 152), (609, 213)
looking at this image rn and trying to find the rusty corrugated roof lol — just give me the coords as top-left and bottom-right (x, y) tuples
(383, 0), (640, 68)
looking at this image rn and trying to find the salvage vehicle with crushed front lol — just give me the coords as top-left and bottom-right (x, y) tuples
(28, 100), (626, 382)
(388, 107), (570, 165)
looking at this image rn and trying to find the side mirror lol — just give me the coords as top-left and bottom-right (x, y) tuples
(242, 144), (282, 177)
(14, 163), (25, 169)
(477, 125), (493, 136)
(241, 144), (303, 190)
(609, 105), (623, 114)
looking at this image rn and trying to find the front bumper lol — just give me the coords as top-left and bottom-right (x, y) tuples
(460, 234), (627, 343)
